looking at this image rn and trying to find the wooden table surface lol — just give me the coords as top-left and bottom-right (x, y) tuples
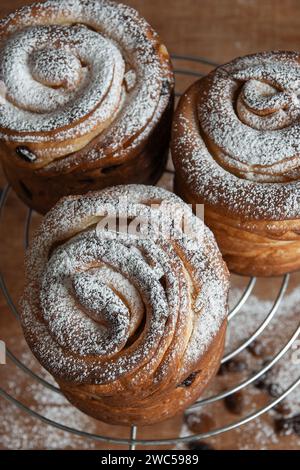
(2, 0), (300, 61)
(1, 0), (300, 451)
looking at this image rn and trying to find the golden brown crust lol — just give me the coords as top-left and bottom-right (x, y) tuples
(1, 98), (173, 213)
(0, 0), (174, 214)
(175, 174), (300, 277)
(60, 321), (226, 426)
(20, 185), (229, 425)
(172, 51), (300, 277)
(204, 210), (300, 277)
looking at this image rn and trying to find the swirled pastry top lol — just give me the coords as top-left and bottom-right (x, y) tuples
(172, 51), (300, 220)
(0, 0), (173, 168)
(21, 185), (229, 385)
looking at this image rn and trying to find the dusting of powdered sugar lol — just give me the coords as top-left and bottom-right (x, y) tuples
(0, 0), (173, 164)
(20, 185), (229, 388)
(0, 351), (97, 449)
(199, 52), (300, 178)
(173, 58), (300, 220)
(0, 25), (125, 132)
(173, 51), (300, 220)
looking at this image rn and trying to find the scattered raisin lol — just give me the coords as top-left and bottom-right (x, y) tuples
(274, 401), (291, 416)
(188, 441), (215, 451)
(253, 361), (272, 390)
(180, 371), (199, 387)
(224, 391), (244, 415)
(274, 414), (300, 436)
(274, 417), (291, 435)
(254, 377), (267, 390)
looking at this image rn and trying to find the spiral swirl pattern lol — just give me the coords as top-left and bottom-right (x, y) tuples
(21, 185), (229, 425)
(172, 52), (300, 221)
(172, 52), (300, 276)
(0, 0), (173, 166)
(198, 51), (300, 182)
(1, 25), (124, 130)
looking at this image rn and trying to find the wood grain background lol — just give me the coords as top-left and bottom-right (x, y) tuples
(2, 0), (300, 62)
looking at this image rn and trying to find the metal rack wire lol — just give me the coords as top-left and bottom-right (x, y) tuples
(1, 55), (300, 450)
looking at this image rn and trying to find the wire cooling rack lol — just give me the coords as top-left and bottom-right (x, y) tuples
(1, 55), (300, 450)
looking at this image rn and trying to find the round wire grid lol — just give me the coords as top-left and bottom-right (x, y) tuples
(1, 55), (300, 450)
